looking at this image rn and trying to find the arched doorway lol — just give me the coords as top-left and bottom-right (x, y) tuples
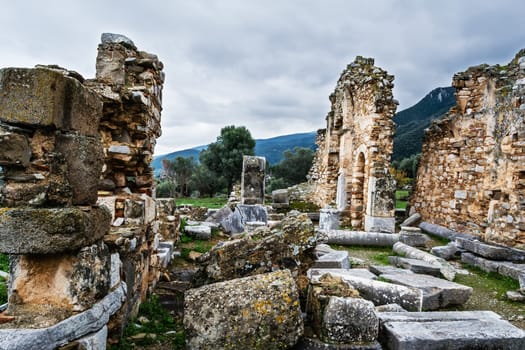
(351, 152), (366, 229)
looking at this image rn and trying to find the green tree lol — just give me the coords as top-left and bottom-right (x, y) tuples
(270, 147), (315, 189)
(398, 153), (421, 178)
(199, 125), (255, 193)
(190, 164), (226, 197)
(160, 156), (197, 196)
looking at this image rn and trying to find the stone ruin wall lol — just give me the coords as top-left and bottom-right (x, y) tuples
(0, 33), (172, 346)
(412, 49), (525, 249)
(309, 56), (397, 232)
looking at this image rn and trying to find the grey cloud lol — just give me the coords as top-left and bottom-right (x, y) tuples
(1, 1), (525, 155)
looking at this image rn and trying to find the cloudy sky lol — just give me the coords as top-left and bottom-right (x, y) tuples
(1, 1), (524, 155)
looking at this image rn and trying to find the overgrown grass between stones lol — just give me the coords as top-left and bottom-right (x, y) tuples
(109, 295), (185, 349)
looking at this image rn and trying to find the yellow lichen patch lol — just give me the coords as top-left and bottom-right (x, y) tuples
(282, 293), (292, 304)
(0, 208), (11, 216)
(253, 299), (272, 315)
(275, 315), (285, 324)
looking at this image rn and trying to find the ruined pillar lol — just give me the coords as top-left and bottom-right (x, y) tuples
(412, 49), (525, 249)
(310, 56), (397, 232)
(0, 66), (112, 318)
(86, 33), (165, 339)
(241, 155), (266, 205)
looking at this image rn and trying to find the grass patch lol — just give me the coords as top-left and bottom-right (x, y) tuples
(0, 277), (6, 305)
(395, 190), (409, 210)
(395, 200), (408, 210)
(395, 190), (409, 200)
(0, 254), (8, 272)
(177, 197), (227, 209)
(110, 295), (184, 349)
(371, 252), (391, 265)
(455, 264), (520, 299)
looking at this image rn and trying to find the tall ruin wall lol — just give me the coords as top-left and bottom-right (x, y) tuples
(412, 49), (525, 249)
(0, 33), (171, 348)
(309, 56), (397, 232)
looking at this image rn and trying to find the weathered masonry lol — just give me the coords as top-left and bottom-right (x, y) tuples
(412, 49), (525, 249)
(309, 56), (397, 232)
(0, 33), (169, 349)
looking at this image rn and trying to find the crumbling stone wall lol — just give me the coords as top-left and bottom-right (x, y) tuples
(0, 33), (166, 347)
(87, 33), (165, 340)
(309, 57), (397, 232)
(412, 49), (525, 249)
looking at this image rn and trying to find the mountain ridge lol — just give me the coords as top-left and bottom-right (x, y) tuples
(152, 86), (456, 173)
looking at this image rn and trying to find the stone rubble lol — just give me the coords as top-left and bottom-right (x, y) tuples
(192, 210), (317, 286)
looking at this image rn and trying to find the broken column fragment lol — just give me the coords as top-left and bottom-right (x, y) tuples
(241, 155), (266, 205)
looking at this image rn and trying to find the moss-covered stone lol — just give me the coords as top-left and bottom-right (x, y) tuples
(0, 67), (102, 136)
(184, 270), (303, 349)
(0, 206), (110, 254)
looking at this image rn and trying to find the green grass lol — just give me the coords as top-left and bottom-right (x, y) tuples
(0, 254), (8, 272)
(0, 254), (8, 305)
(371, 252), (391, 265)
(395, 190), (409, 210)
(0, 277), (6, 305)
(110, 295), (185, 349)
(395, 190), (410, 200)
(455, 264), (520, 299)
(176, 197), (227, 209)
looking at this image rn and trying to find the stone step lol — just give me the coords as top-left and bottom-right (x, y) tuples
(378, 311), (525, 350)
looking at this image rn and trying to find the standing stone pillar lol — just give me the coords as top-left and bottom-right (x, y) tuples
(87, 33), (166, 340)
(241, 156), (266, 205)
(0, 66), (111, 318)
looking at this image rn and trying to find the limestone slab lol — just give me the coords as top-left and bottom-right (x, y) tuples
(456, 237), (525, 262)
(307, 268), (377, 282)
(0, 68), (102, 136)
(333, 275), (423, 311)
(369, 265), (414, 276)
(0, 206), (110, 254)
(380, 273), (472, 310)
(184, 225), (211, 240)
(378, 311), (525, 350)
(314, 251), (350, 269)
(388, 256), (441, 277)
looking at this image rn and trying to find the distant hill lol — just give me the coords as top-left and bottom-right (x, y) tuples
(392, 86), (456, 161)
(152, 131), (318, 175)
(153, 87), (456, 175)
